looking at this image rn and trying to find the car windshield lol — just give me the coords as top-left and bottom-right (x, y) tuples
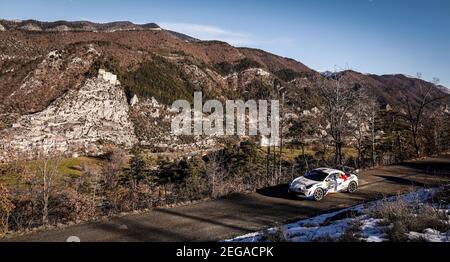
(304, 170), (329, 181)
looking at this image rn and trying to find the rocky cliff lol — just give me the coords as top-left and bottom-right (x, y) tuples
(0, 70), (137, 161)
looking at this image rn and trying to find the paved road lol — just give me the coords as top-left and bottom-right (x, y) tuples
(4, 156), (450, 242)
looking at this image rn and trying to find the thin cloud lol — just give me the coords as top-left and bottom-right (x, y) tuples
(159, 22), (255, 46)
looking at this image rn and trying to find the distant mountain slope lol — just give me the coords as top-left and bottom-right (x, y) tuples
(437, 85), (450, 94)
(1, 19), (447, 112)
(0, 25), (316, 116)
(0, 19), (161, 32)
(326, 70), (449, 108)
(238, 47), (315, 77)
(0, 19), (448, 161)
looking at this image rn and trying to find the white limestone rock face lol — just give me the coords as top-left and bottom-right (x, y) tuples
(0, 72), (137, 162)
(130, 95), (139, 107)
(224, 67), (274, 91)
(98, 69), (119, 85)
(19, 23), (42, 31)
(0, 23), (5, 31)
(47, 25), (72, 32)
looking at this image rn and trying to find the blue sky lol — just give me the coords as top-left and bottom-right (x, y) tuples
(1, 0), (449, 86)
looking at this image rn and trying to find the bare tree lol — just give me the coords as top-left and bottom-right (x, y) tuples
(205, 152), (225, 198)
(278, 89), (285, 184)
(101, 147), (127, 190)
(0, 184), (14, 233)
(317, 73), (359, 165)
(266, 144), (271, 177)
(424, 106), (449, 155)
(35, 157), (61, 225)
(369, 100), (379, 166)
(288, 110), (315, 171)
(350, 88), (378, 168)
(399, 75), (449, 157)
(128, 148), (146, 210)
(81, 163), (100, 204)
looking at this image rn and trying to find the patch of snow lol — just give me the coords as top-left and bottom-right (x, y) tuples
(408, 228), (450, 242)
(286, 218), (353, 242)
(226, 232), (262, 243)
(359, 217), (386, 242)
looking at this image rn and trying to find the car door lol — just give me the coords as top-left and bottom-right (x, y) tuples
(336, 171), (347, 191)
(325, 173), (339, 193)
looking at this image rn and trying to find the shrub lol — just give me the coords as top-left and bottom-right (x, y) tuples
(370, 197), (449, 242)
(103, 185), (133, 213)
(213, 62), (234, 76)
(234, 58), (262, 72)
(432, 187), (450, 206)
(0, 184), (14, 233)
(260, 228), (288, 242)
(9, 193), (40, 231)
(274, 69), (308, 82)
(338, 221), (363, 242)
(213, 58), (262, 76)
(51, 189), (97, 223)
(101, 147), (127, 190)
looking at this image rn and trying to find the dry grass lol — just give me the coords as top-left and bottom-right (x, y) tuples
(313, 221), (363, 242)
(370, 196), (449, 242)
(338, 221), (364, 242)
(0, 157), (102, 186)
(432, 187), (450, 206)
(259, 228), (288, 242)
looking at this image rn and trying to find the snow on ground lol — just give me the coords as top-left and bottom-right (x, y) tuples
(408, 229), (450, 242)
(227, 187), (450, 242)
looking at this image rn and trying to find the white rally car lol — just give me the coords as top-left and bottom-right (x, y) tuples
(288, 168), (359, 201)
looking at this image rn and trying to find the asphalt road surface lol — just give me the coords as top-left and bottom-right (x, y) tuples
(4, 156), (450, 242)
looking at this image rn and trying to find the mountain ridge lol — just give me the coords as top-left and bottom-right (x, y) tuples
(0, 19), (447, 89)
(0, 19), (161, 32)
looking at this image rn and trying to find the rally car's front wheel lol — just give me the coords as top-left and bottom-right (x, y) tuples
(347, 181), (358, 193)
(313, 188), (324, 201)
